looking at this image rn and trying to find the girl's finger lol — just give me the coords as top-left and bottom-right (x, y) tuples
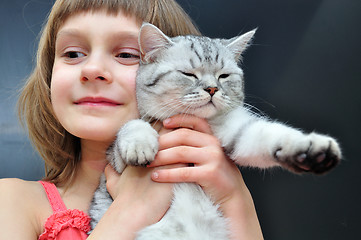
(151, 165), (203, 183)
(104, 164), (118, 179)
(158, 128), (220, 151)
(149, 146), (204, 167)
(163, 114), (212, 134)
(103, 164), (120, 198)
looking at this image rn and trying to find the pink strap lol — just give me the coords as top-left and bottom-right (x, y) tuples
(40, 181), (67, 213)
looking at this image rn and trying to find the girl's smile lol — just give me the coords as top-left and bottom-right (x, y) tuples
(74, 97), (122, 107)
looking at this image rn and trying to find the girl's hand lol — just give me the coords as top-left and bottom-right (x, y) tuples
(104, 164), (173, 224)
(149, 114), (263, 239)
(149, 114), (242, 208)
(92, 163), (184, 239)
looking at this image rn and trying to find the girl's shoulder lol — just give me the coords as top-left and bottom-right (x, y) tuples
(0, 178), (46, 202)
(0, 177), (39, 190)
(0, 178), (52, 238)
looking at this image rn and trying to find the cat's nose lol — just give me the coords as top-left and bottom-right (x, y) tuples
(205, 87), (218, 96)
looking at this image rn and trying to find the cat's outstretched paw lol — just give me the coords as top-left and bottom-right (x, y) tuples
(274, 133), (341, 174)
(115, 119), (159, 166)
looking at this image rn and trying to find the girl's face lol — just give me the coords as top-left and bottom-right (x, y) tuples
(51, 11), (141, 143)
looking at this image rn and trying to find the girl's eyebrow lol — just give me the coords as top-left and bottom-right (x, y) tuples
(56, 29), (84, 39)
(56, 28), (139, 42)
(109, 31), (139, 43)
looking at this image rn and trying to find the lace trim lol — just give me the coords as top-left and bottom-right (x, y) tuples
(38, 209), (91, 240)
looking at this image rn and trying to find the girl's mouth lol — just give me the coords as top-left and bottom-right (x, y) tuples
(74, 97), (122, 107)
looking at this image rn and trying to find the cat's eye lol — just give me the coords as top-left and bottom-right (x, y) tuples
(180, 71), (198, 79)
(219, 74), (230, 79)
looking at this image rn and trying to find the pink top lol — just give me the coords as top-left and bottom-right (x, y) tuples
(38, 181), (91, 240)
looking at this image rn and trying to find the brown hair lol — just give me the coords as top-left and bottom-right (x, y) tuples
(18, 0), (200, 187)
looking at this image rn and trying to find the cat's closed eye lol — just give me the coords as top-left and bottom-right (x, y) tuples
(180, 71), (198, 79)
(218, 74), (230, 79)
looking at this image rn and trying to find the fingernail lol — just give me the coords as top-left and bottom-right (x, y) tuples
(152, 171), (159, 179)
(163, 118), (171, 125)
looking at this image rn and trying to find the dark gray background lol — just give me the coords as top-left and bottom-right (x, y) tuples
(1, 0), (360, 239)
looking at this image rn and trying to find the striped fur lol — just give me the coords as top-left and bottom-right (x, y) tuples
(89, 23), (341, 239)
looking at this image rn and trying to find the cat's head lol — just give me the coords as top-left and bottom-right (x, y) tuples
(136, 23), (256, 120)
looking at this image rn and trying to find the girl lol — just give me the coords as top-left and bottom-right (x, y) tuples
(0, 0), (263, 239)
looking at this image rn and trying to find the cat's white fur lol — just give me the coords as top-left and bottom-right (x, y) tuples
(89, 23), (341, 239)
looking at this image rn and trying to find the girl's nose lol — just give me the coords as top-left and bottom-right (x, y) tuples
(80, 56), (112, 83)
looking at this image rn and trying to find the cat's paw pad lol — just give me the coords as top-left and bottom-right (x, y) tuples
(275, 133), (341, 174)
(116, 120), (159, 166)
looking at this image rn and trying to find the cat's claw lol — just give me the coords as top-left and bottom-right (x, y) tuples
(275, 133), (341, 174)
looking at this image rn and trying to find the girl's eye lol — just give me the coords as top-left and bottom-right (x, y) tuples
(116, 51), (140, 65)
(117, 52), (139, 59)
(63, 51), (85, 59)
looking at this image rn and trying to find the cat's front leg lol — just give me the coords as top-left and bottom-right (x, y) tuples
(110, 119), (159, 169)
(212, 107), (341, 174)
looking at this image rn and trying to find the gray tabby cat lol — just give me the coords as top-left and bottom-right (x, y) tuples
(89, 23), (341, 239)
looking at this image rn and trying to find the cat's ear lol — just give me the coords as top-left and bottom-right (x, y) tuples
(226, 28), (257, 61)
(139, 23), (173, 63)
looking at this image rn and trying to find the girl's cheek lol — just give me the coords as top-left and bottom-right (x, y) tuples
(50, 64), (73, 105)
(51, 64), (62, 88)
(52, 59), (63, 75)
(51, 61), (75, 86)
(122, 67), (138, 91)
(129, 75), (136, 91)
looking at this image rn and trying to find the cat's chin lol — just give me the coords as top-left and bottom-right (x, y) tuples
(187, 103), (218, 119)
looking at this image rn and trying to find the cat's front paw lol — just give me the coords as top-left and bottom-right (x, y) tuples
(116, 119), (159, 166)
(274, 133), (341, 174)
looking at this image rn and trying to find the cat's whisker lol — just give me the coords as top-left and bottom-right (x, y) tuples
(153, 100), (185, 121)
(215, 96), (233, 112)
(141, 99), (182, 121)
(182, 104), (194, 122)
(243, 103), (266, 119)
(168, 101), (191, 119)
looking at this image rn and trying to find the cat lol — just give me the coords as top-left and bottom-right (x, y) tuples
(89, 23), (341, 239)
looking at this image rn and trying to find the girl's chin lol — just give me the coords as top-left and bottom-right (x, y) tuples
(69, 128), (118, 143)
